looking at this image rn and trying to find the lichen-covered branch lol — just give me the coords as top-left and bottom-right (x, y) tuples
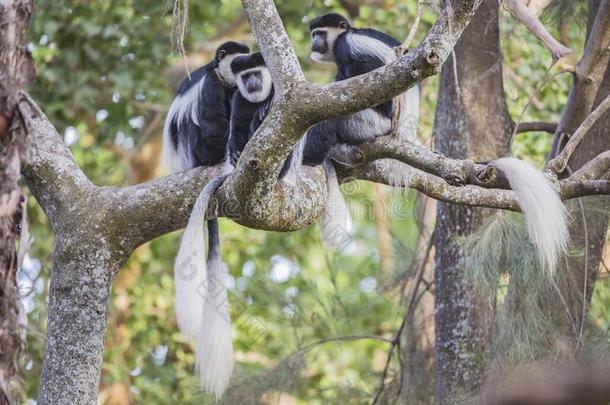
(551, 0), (610, 158)
(229, 0), (485, 217)
(19, 95), (94, 229)
(241, 0), (305, 94)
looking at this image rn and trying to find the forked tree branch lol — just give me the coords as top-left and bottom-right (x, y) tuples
(551, 0), (610, 158)
(241, 0), (305, 94)
(548, 94), (610, 173)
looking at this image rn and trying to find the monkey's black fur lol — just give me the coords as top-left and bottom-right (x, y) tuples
(165, 41), (250, 170)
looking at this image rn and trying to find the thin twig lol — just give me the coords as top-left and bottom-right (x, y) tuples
(401, 0), (425, 50)
(515, 121), (558, 134)
(510, 68), (573, 148)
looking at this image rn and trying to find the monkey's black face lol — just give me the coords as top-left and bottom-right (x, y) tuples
(311, 30), (328, 54)
(235, 67), (272, 103)
(310, 26), (346, 64)
(242, 70), (263, 93)
(231, 52), (273, 103)
(309, 13), (350, 64)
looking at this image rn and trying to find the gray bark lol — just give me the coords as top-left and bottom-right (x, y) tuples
(549, 0), (610, 342)
(432, 1), (513, 402)
(0, 0), (35, 402)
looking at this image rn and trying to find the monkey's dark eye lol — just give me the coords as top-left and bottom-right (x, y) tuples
(339, 21), (348, 29)
(218, 50), (227, 60)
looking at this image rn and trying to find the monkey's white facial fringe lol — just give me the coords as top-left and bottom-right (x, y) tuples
(236, 68), (273, 103)
(218, 53), (245, 87)
(162, 74), (208, 172)
(196, 258), (234, 400)
(494, 158), (569, 276)
(175, 174), (235, 399)
(319, 163), (354, 250)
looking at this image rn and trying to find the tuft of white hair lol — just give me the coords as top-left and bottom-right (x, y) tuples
(282, 136), (306, 185)
(196, 257), (234, 400)
(162, 74), (208, 172)
(319, 163), (353, 251)
(379, 159), (413, 189)
(494, 158), (569, 276)
(397, 86), (420, 143)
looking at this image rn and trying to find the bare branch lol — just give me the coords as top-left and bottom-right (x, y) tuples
(335, 136), (510, 190)
(110, 163), (327, 251)
(572, 150), (610, 180)
(401, 0), (425, 50)
(504, 0), (572, 63)
(547, 94), (610, 173)
(347, 161), (521, 211)
(551, 0), (610, 156)
(241, 0), (305, 94)
(516, 121), (558, 134)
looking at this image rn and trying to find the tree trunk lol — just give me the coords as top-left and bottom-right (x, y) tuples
(432, 1), (513, 402)
(547, 0), (610, 343)
(38, 237), (120, 404)
(0, 0), (35, 401)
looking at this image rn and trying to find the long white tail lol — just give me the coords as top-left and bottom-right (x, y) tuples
(319, 161), (353, 251)
(494, 158), (569, 275)
(174, 173), (234, 398)
(196, 219), (234, 400)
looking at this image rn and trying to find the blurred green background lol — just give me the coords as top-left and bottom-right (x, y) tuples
(18, 0), (609, 403)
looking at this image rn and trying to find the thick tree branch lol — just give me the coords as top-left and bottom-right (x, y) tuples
(241, 0), (305, 94)
(335, 136), (511, 189)
(228, 0), (485, 214)
(0, 0), (35, 400)
(19, 95), (94, 228)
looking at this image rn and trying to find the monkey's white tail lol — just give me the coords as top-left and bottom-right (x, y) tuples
(174, 173), (234, 398)
(397, 86), (420, 143)
(196, 219), (234, 400)
(319, 161), (353, 250)
(494, 158), (569, 275)
(283, 136), (307, 185)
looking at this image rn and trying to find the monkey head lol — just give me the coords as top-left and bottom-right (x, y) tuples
(309, 13), (350, 63)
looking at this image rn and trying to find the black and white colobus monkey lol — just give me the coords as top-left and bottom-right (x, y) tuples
(163, 41), (250, 171)
(163, 41), (249, 400)
(309, 12), (420, 144)
(308, 13), (570, 273)
(229, 51), (303, 181)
